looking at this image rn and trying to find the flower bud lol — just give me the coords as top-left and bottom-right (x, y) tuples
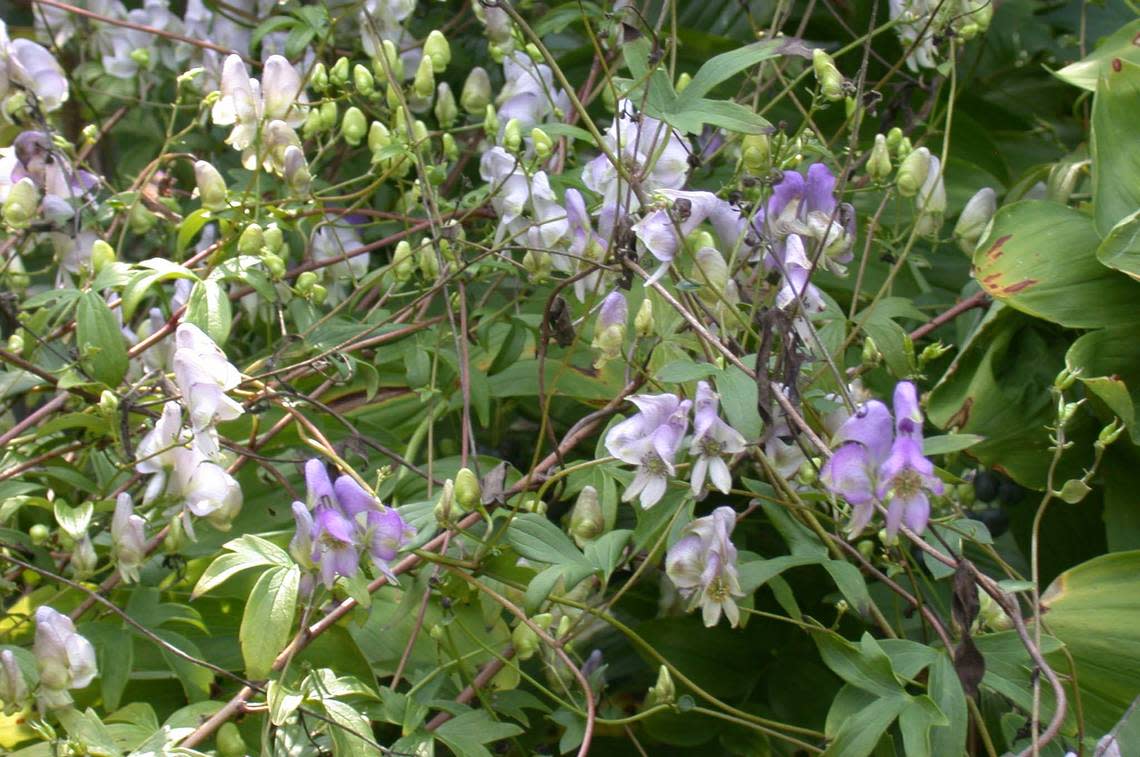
(455, 467), (481, 511)
(283, 146), (311, 192)
(3, 178), (38, 228)
(424, 30), (451, 73)
(483, 104), (500, 139)
(34, 607), (97, 710)
(163, 514), (185, 553)
(442, 132), (458, 160)
(129, 203), (156, 235)
(954, 187), (996, 255)
(309, 61), (328, 93)
(194, 160), (227, 211)
(413, 55), (435, 100)
(261, 251), (286, 278)
(867, 134), (891, 182)
(675, 72), (692, 94)
(3, 90), (28, 121)
(98, 389), (118, 416)
(896, 136), (913, 160)
(372, 39), (403, 82)
(812, 48), (845, 101)
(29, 523), (49, 545)
(91, 240), (116, 273)
(591, 291), (627, 369)
(392, 240), (415, 281)
(238, 223), (264, 255)
(918, 341), (952, 367)
(296, 270), (319, 294)
(914, 155), (946, 237)
(353, 63), (375, 96)
(522, 250), (552, 280)
(263, 224), (285, 254)
(461, 67), (492, 114)
(434, 478), (455, 524)
(512, 621), (540, 660)
(303, 108), (325, 138)
(368, 120), (392, 156)
(489, 42), (506, 63)
(320, 100), (339, 131)
(1097, 418), (1125, 449)
(896, 146), (931, 197)
(569, 485), (605, 547)
(342, 106), (367, 146)
(412, 119), (429, 146)
(740, 133), (770, 174)
(520, 495), (546, 514)
(634, 298), (654, 337)
(71, 534), (97, 578)
(862, 336), (881, 366)
(532, 127), (553, 159)
(434, 82), (458, 128)
(0, 650), (30, 716)
(646, 665), (675, 707)
(502, 118), (523, 152)
(310, 284), (327, 305)
(330, 56), (350, 87)
(885, 127), (903, 151)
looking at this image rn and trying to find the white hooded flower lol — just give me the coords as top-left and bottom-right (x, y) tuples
(0, 650), (30, 715)
(479, 146), (569, 249)
(0, 20), (69, 111)
(211, 54), (307, 169)
(689, 381), (747, 496)
(111, 493), (148, 583)
(170, 444), (243, 534)
(172, 322), (244, 445)
(664, 507), (743, 627)
(496, 52), (570, 137)
(311, 216), (367, 303)
(33, 607), (97, 709)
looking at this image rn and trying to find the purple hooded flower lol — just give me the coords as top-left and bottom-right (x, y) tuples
(363, 508), (416, 580)
(820, 381), (943, 536)
(311, 505), (359, 589)
(689, 381), (747, 495)
(605, 394), (692, 508)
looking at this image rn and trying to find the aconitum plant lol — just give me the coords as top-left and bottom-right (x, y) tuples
(1, 1), (1137, 756)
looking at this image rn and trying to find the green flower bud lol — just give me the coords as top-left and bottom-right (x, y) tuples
(261, 251), (286, 279)
(1054, 367), (1079, 391)
(7, 332), (23, 353)
(455, 467), (481, 511)
(353, 63), (375, 96)
(634, 298), (654, 337)
(555, 614), (572, 639)
(919, 341), (952, 367)
(375, 39), (404, 82)
(309, 61), (328, 93)
(71, 535), (97, 577)
(434, 478), (455, 524)
(89, 240), (115, 273)
(3, 90), (28, 121)
(412, 119), (429, 146)
(238, 223), (264, 255)
(532, 127), (553, 159)
(896, 136), (913, 160)
(885, 127), (903, 151)
(163, 514), (184, 553)
(866, 134), (892, 182)
(896, 146), (931, 197)
(503, 118), (522, 152)
(81, 123), (98, 143)
(424, 30), (451, 73)
(368, 120), (391, 154)
(954, 187), (996, 255)
(857, 539), (875, 560)
(129, 47), (151, 68)
(646, 665), (675, 707)
(797, 459), (819, 485)
(413, 55), (435, 100)
(569, 485), (604, 547)
(601, 82), (616, 113)
(330, 56), (350, 87)
(418, 241), (440, 279)
(862, 336), (881, 367)
(483, 104), (499, 139)
(342, 106), (367, 146)
(522, 250), (552, 280)
(434, 82), (458, 128)
(320, 100), (339, 131)
(3, 178), (38, 228)
(442, 132), (458, 160)
(263, 224), (284, 254)
(392, 240), (415, 281)
(520, 496), (546, 515)
(675, 72), (692, 94)
(812, 48), (845, 101)
(296, 270), (319, 293)
(512, 622), (540, 660)
(461, 67), (491, 114)
(524, 43), (542, 63)
(488, 42), (506, 64)
(740, 133), (770, 174)
(1098, 419), (1125, 449)
(310, 284), (328, 305)
(29, 523), (50, 546)
(6, 255), (28, 291)
(302, 108), (325, 138)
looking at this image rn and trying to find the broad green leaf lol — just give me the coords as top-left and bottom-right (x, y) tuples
(176, 207), (215, 253)
(898, 696), (949, 757)
(715, 363), (762, 440)
(1096, 209), (1140, 281)
(434, 710), (524, 757)
(972, 201), (1140, 328)
(1053, 19), (1140, 91)
(77, 291), (129, 387)
(823, 691), (907, 757)
(583, 529), (631, 582)
(1066, 327), (1140, 444)
(814, 632), (904, 699)
(1041, 550), (1140, 733)
(192, 534), (291, 598)
(923, 434), (986, 455)
(185, 279), (232, 345)
(507, 513), (585, 565)
(54, 500), (93, 540)
(1092, 60), (1140, 237)
(678, 38), (790, 101)
(655, 358), (718, 383)
(737, 554), (818, 594)
(321, 699), (377, 757)
(57, 708), (122, 757)
(929, 653), (968, 756)
(240, 565), (299, 679)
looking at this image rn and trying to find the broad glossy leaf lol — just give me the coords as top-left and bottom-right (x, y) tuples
(76, 291), (129, 387)
(1053, 19), (1140, 91)
(1065, 327), (1140, 444)
(1092, 60), (1140, 237)
(973, 201), (1140, 328)
(239, 565), (299, 680)
(185, 279), (232, 345)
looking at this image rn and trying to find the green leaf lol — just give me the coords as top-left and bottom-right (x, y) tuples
(823, 691), (906, 757)
(1066, 327), (1140, 444)
(898, 696), (949, 757)
(1096, 209), (1140, 281)
(54, 500), (93, 540)
(928, 653), (968, 755)
(1053, 19), (1140, 91)
(192, 534), (291, 598)
(57, 708), (122, 757)
(677, 38), (790, 101)
(434, 710), (524, 757)
(922, 434), (986, 456)
(973, 201), (1140, 329)
(655, 358), (718, 383)
(715, 364), (762, 440)
(507, 513), (585, 565)
(814, 632), (904, 699)
(1092, 60), (1140, 237)
(584, 529), (632, 582)
(185, 278), (232, 345)
(176, 207), (215, 253)
(240, 565), (299, 680)
(76, 291), (129, 387)
(321, 699), (377, 757)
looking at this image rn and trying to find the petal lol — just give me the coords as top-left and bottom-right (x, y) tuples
(892, 381), (924, 439)
(639, 474), (667, 508)
(832, 400), (893, 464)
(689, 457), (708, 495)
(709, 457), (733, 494)
(901, 491), (931, 534)
(846, 500), (876, 536)
(631, 208), (678, 263)
(333, 475), (376, 517)
(804, 163), (837, 216)
(820, 443), (875, 504)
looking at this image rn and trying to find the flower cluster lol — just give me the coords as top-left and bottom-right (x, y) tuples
(290, 459), (416, 590)
(605, 381), (746, 508)
(665, 507), (744, 627)
(821, 381), (944, 537)
(0, 19), (68, 112)
(31, 607), (98, 710)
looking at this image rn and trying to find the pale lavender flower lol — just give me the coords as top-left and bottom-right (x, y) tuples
(554, 188), (609, 301)
(0, 21), (69, 111)
(766, 163), (856, 271)
(0, 649), (29, 715)
(605, 394), (692, 508)
(33, 607), (97, 709)
(210, 54), (307, 169)
(362, 508), (416, 580)
(496, 52), (570, 136)
(689, 381), (747, 495)
(289, 501), (315, 570)
(479, 147), (569, 249)
(169, 444), (243, 534)
(665, 507), (743, 627)
(312, 215), (367, 303)
(591, 291), (627, 369)
(820, 381), (943, 536)
(311, 505), (360, 589)
(136, 401), (185, 504)
(774, 234), (827, 314)
(111, 493), (148, 584)
(173, 322), (243, 448)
